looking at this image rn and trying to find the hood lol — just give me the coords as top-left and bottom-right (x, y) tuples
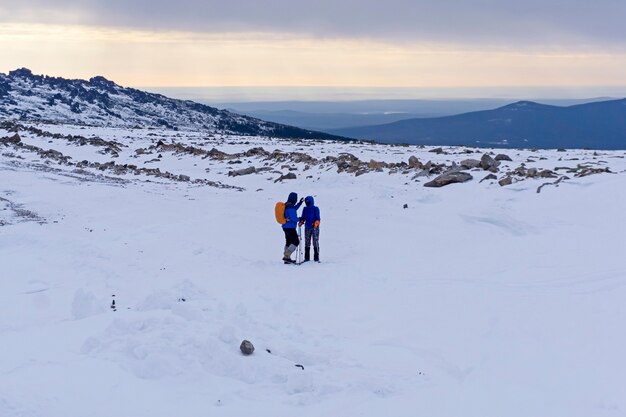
(287, 192), (298, 205)
(305, 196), (314, 206)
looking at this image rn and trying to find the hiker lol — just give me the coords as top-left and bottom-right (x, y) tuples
(281, 192), (303, 264)
(299, 196), (321, 262)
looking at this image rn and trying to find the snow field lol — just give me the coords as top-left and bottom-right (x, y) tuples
(1, 126), (626, 416)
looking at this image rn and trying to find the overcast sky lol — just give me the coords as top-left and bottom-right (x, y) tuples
(1, 1), (625, 94)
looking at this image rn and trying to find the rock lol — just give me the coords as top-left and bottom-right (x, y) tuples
(526, 168), (538, 177)
(240, 340), (255, 355)
(429, 147), (444, 154)
(274, 172), (297, 182)
(0, 133), (21, 144)
(495, 154), (512, 161)
(480, 153), (501, 172)
(408, 155), (422, 168)
(498, 176), (513, 186)
(480, 173), (498, 183)
(178, 174), (190, 182)
(539, 169), (557, 178)
(368, 159), (385, 170)
(228, 166), (256, 177)
(424, 172), (473, 187)
(460, 158), (481, 169)
(244, 147), (269, 157)
(403, 203), (408, 209)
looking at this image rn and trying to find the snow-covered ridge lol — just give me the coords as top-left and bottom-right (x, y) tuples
(0, 68), (341, 140)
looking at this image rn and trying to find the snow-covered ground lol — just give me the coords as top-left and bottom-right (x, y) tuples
(1, 123), (626, 417)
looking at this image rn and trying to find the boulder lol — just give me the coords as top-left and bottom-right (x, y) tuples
(526, 168), (538, 178)
(539, 169), (557, 178)
(480, 153), (501, 172)
(424, 172), (473, 187)
(368, 159), (385, 170)
(228, 166), (256, 177)
(274, 172), (297, 182)
(479, 173), (498, 183)
(495, 154), (513, 161)
(408, 155), (422, 168)
(240, 340), (255, 355)
(460, 158), (481, 169)
(498, 176), (513, 186)
(429, 147), (444, 154)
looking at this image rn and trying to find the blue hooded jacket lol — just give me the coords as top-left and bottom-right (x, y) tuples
(300, 196), (321, 230)
(282, 192), (302, 229)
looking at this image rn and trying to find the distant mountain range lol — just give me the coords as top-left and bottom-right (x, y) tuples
(213, 98), (605, 131)
(330, 99), (626, 149)
(0, 68), (340, 140)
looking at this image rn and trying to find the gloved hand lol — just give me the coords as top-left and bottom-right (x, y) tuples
(299, 197), (304, 204)
(298, 220), (305, 226)
(313, 220), (320, 228)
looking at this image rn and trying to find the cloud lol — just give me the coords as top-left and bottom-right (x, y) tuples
(3, 0), (626, 49)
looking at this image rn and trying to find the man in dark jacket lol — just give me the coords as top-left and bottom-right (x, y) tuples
(299, 196), (321, 262)
(282, 192), (303, 263)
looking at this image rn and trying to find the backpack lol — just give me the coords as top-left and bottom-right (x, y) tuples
(274, 202), (287, 224)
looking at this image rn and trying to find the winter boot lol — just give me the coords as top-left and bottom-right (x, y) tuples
(283, 244), (297, 264)
(304, 247), (310, 262)
(314, 248), (320, 262)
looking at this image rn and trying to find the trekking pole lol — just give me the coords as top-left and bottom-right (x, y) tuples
(297, 224), (303, 264)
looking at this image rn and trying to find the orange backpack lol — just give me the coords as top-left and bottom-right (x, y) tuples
(274, 202), (287, 224)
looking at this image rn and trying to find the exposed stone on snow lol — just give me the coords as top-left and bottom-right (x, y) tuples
(480, 173), (498, 183)
(429, 147), (444, 154)
(228, 166), (256, 177)
(424, 171), (473, 187)
(275, 172), (297, 182)
(526, 168), (538, 177)
(480, 153), (501, 172)
(408, 155), (422, 168)
(498, 176), (513, 186)
(0, 133), (21, 144)
(495, 154), (513, 161)
(240, 340), (255, 355)
(460, 159), (481, 169)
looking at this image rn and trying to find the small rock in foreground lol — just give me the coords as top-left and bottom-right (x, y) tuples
(240, 340), (255, 355)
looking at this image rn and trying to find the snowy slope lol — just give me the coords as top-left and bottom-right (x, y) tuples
(1, 122), (626, 417)
(0, 68), (341, 140)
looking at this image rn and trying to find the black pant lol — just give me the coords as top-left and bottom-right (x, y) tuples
(283, 228), (299, 247)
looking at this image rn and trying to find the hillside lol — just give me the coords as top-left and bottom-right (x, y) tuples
(332, 99), (626, 149)
(0, 68), (342, 140)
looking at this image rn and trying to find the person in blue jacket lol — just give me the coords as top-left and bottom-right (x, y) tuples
(298, 196), (321, 262)
(282, 192), (303, 263)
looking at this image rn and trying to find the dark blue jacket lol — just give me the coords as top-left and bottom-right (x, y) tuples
(300, 196), (321, 230)
(282, 192), (302, 229)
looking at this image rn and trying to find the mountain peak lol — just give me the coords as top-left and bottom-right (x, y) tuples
(8, 68), (34, 78)
(89, 75), (117, 86)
